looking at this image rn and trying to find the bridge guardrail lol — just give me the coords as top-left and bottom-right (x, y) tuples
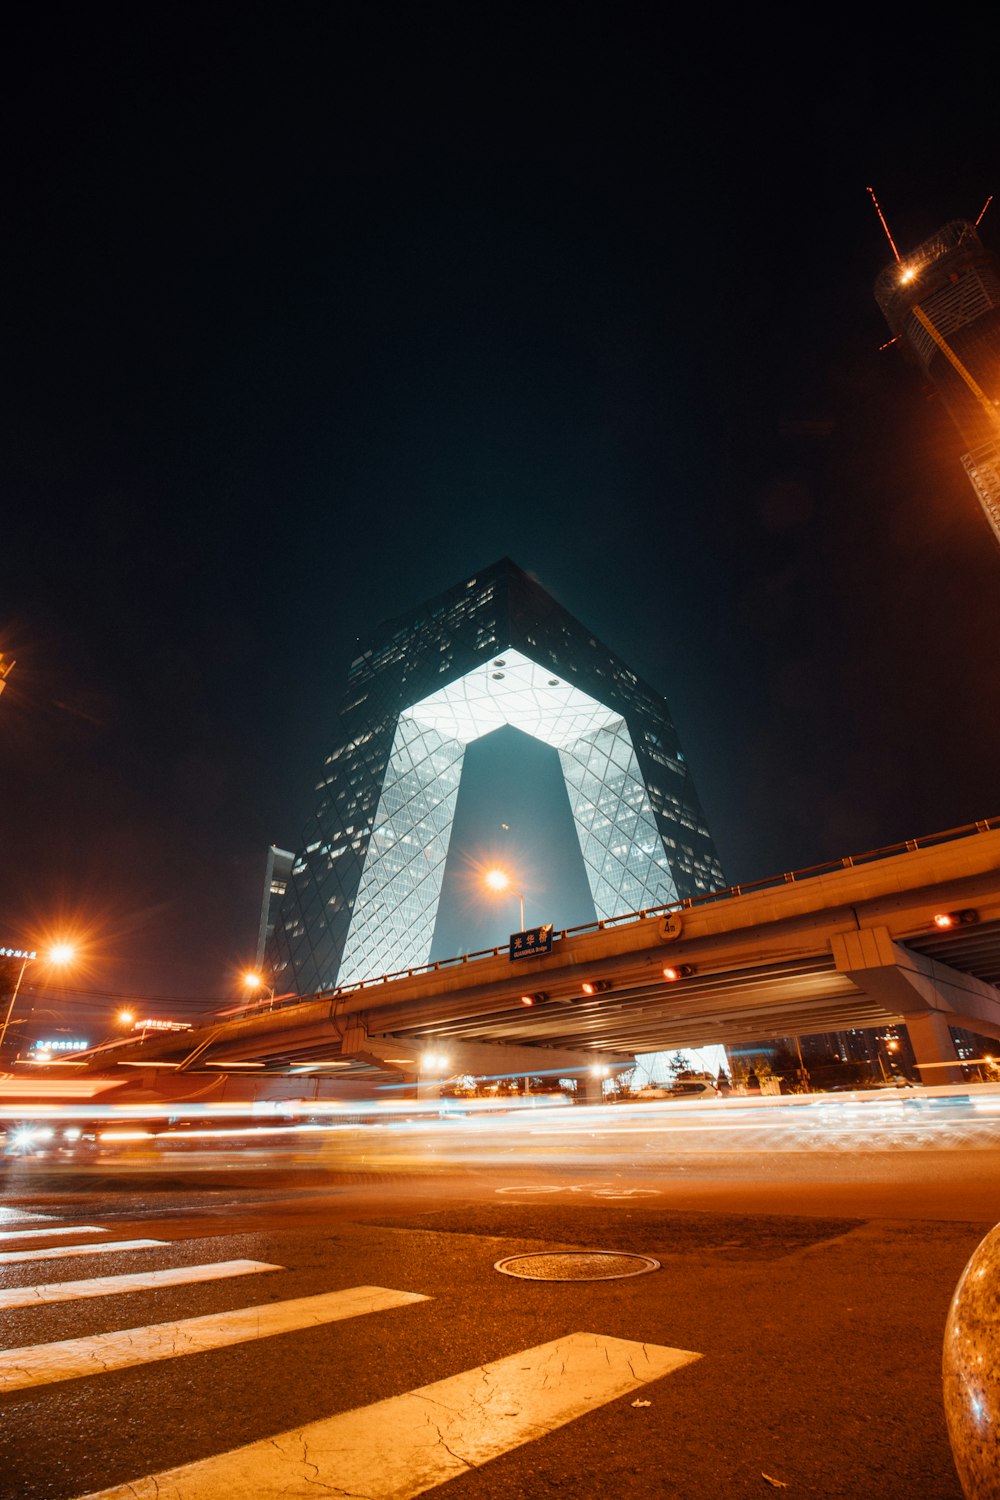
(231, 815), (1000, 1014)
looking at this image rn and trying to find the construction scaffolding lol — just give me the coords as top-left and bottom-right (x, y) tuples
(962, 440), (1000, 546)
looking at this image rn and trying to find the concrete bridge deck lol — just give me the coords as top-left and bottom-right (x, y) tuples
(62, 818), (1000, 1093)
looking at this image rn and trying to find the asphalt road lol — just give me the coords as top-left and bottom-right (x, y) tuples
(1, 1095), (998, 1498)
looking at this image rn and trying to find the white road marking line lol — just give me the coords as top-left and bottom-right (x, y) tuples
(589, 1187), (662, 1198)
(0, 1285), (430, 1393)
(0, 1259), (283, 1309)
(494, 1185), (661, 1198)
(0, 1209), (56, 1225)
(75, 1331), (701, 1500)
(0, 1225), (105, 1242)
(494, 1184), (563, 1194)
(0, 1238), (167, 1266)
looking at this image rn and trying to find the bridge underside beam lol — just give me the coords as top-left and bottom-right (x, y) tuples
(351, 1030), (635, 1083)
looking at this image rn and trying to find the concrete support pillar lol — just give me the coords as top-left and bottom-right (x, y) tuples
(579, 1074), (605, 1106)
(831, 926), (1000, 1087)
(903, 1011), (966, 1087)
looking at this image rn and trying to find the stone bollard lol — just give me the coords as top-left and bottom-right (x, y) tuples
(943, 1222), (1000, 1497)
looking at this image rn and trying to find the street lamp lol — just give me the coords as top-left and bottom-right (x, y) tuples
(0, 944), (76, 1058)
(242, 969), (275, 1009)
(420, 1051), (451, 1074)
(484, 868), (525, 931)
(876, 1034), (902, 1085)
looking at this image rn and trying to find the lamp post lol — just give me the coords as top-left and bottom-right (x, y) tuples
(2, 1006), (62, 1060)
(876, 1034), (902, 1086)
(242, 969), (276, 1010)
(484, 868), (525, 931)
(0, 944), (76, 1060)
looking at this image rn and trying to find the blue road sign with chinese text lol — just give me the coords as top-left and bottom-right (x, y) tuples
(509, 925), (554, 961)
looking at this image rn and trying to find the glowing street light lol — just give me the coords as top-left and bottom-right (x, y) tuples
(242, 969), (276, 1010)
(0, 943), (76, 1057)
(421, 1051), (451, 1074)
(484, 868), (525, 931)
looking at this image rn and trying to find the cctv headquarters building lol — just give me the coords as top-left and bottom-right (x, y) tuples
(268, 559), (724, 997)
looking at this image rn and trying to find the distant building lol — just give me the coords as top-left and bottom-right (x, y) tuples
(875, 219), (1000, 542)
(256, 846), (294, 967)
(268, 558), (724, 995)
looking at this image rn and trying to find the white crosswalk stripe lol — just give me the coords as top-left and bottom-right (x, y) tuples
(0, 1208), (57, 1225)
(0, 1237), (167, 1265)
(0, 1212), (702, 1498)
(0, 1258), (283, 1309)
(0, 1285), (430, 1392)
(73, 1331), (702, 1500)
(0, 1224), (105, 1241)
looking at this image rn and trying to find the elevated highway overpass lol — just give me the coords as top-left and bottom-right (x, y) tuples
(63, 818), (1000, 1098)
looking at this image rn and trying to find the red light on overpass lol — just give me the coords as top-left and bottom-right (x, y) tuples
(933, 909), (979, 929)
(663, 964), (694, 981)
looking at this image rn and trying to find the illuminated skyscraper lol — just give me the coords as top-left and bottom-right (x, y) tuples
(875, 218), (1000, 542)
(269, 559), (724, 995)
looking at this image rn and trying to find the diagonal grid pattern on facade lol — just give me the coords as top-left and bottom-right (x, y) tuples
(270, 560), (725, 995)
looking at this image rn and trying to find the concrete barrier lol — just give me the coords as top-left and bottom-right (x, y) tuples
(943, 1221), (1000, 1497)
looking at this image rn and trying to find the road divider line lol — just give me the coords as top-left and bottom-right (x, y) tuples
(74, 1331), (701, 1499)
(0, 1260), (284, 1310)
(0, 1286), (430, 1393)
(0, 1225), (105, 1242)
(0, 1239), (168, 1266)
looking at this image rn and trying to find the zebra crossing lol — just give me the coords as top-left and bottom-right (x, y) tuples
(0, 1224), (104, 1240)
(76, 1333), (697, 1500)
(0, 1257), (278, 1309)
(0, 1236), (168, 1265)
(1, 1285), (430, 1393)
(0, 1206), (702, 1499)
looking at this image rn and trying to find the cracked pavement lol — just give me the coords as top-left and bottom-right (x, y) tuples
(1, 1125), (996, 1498)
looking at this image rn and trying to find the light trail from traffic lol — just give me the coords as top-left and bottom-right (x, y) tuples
(3, 1087), (1000, 1173)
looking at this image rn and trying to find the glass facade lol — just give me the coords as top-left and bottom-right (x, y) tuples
(269, 559), (725, 995)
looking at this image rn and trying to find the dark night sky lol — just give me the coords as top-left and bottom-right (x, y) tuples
(2, 7), (999, 1024)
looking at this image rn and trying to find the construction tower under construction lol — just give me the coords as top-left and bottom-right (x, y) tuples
(875, 218), (1000, 544)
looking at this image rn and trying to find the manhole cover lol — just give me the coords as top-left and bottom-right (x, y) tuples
(494, 1251), (660, 1281)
